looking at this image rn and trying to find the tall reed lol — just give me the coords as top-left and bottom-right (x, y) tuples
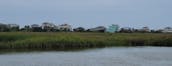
(0, 32), (171, 49)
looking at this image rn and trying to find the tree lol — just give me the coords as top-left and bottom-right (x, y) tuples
(9, 26), (19, 32)
(22, 25), (31, 32)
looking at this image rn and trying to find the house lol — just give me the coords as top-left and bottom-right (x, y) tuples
(0, 23), (8, 32)
(58, 24), (72, 31)
(88, 26), (106, 32)
(162, 27), (172, 33)
(41, 22), (56, 32)
(31, 24), (42, 32)
(140, 27), (150, 32)
(73, 27), (85, 32)
(42, 22), (56, 28)
(130, 27), (150, 33)
(106, 24), (119, 33)
(119, 27), (133, 33)
(7, 24), (19, 28)
(31, 24), (40, 28)
(7, 24), (20, 31)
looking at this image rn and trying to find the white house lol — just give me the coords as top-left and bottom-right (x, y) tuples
(41, 22), (56, 29)
(58, 24), (72, 31)
(162, 27), (172, 33)
(141, 27), (150, 32)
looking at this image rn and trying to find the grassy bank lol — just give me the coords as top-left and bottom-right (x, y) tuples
(0, 32), (172, 49)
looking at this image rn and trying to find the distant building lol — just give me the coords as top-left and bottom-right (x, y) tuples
(140, 27), (150, 32)
(58, 24), (72, 31)
(41, 22), (56, 32)
(106, 24), (119, 33)
(41, 22), (56, 29)
(162, 27), (172, 33)
(7, 24), (20, 31)
(0, 23), (8, 32)
(7, 24), (19, 28)
(119, 27), (133, 33)
(88, 26), (106, 32)
(53, 25), (59, 30)
(31, 24), (40, 28)
(73, 27), (85, 32)
(31, 24), (42, 32)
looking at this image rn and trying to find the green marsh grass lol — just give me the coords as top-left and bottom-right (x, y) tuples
(0, 32), (172, 49)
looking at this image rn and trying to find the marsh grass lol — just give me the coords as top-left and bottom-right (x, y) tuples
(0, 32), (171, 49)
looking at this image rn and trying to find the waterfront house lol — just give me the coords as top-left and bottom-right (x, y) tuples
(140, 27), (150, 32)
(7, 24), (20, 31)
(31, 24), (42, 32)
(119, 27), (133, 33)
(88, 26), (106, 32)
(31, 24), (40, 28)
(0, 23), (8, 32)
(162, 27), (172, 33)
(73, 27), (85, 32)
(58, 24), (72, 31)
(42, 22), (56, 28)
(41, 22), (56, 32)
(7, 24), (19, 28)
(106, 24), (119, 33)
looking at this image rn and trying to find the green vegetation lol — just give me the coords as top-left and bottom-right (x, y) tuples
(0, 32), (172, 49)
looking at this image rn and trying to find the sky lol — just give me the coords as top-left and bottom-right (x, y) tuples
(0, 0), (172, 29)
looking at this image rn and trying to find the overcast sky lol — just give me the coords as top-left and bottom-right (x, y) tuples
(0, 0), (172, 29)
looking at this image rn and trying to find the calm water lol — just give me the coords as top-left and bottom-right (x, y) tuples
(0, 47), (172, 66)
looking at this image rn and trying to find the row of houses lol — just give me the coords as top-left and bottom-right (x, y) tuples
(29, 22), (72, 32)
(23, 23), (118, 32)
(0, 23), (19, 32)
(0, 22), (172, 33)
(28, 23), (172, 33)
(0, 22), (72, 32)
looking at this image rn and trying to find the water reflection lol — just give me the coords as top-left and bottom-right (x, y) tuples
(0, 47), (172, 66)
